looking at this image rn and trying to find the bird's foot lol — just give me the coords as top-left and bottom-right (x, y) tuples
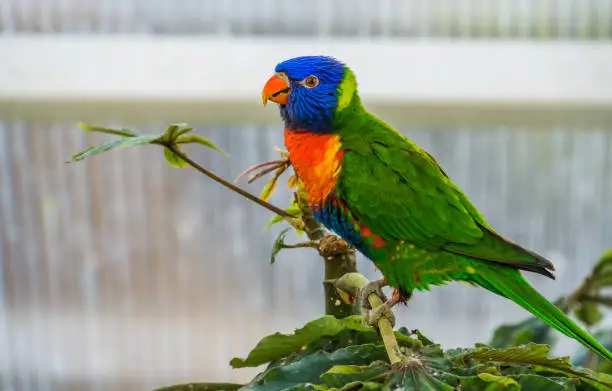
(359, 278), (399, 329)
(358, 278), (389, 311)
(364, 300), (397, 328)
(363, 295), (403, 329)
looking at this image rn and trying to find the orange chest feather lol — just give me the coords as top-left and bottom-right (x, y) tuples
(284, 129), (344, 205)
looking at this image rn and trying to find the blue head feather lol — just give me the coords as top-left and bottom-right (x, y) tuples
(274, 56), (347, 133)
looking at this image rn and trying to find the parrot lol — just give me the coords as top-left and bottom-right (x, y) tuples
(261, 55), (612, 361)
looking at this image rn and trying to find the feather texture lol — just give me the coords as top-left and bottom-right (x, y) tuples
(271, 55), (612, 361)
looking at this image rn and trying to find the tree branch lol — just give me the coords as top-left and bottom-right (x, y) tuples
(334, 273), (404, 365)
(294, 191), (360, 318)
(162, 140), (359, 318)
(577, 294), (612, 307)
(159, 143), (296, 220)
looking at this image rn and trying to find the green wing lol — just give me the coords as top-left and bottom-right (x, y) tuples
(337, 120), (554, 278)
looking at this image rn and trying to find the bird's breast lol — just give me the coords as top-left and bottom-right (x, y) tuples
(284, 129), (344, 207)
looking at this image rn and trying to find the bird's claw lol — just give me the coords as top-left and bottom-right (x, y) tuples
(358, 278), (389, 311)
(363, 300), (397, 329)
(359, 278), (397, 329)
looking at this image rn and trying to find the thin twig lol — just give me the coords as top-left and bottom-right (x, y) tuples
(578, 294), (612, 307)
(333, 272), (406, 365)
(282, 241), (320, 249)
(158, 142), (294, 219)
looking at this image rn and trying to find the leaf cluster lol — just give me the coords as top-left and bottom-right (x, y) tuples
(67, 122), (227, 166)
(158, 315), (612, 391)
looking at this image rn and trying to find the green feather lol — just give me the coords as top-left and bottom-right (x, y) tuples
(328, 68), (612, 360)
(473, 262), (612, 361)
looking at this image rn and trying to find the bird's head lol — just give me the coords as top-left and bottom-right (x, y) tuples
(262, 56), (360, 133)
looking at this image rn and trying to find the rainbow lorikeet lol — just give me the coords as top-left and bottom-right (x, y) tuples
(261, 55), (612, 361)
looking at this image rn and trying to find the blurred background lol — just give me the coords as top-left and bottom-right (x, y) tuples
(1, 1), (612, 390)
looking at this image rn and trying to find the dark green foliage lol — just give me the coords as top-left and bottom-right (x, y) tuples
(489, 317), (556, 349)
(229, 315), (417, 369)
(174, 315), (612, 391)
(165, 249), (612, 391)
(568, 250), (612, 328)
(270, 228), (292, 264)
(267, 199), (303, 230)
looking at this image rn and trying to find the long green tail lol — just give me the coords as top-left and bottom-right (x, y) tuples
(476, 263), (612, 361)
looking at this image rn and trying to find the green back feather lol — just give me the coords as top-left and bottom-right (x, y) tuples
(330, 77), (612, 360)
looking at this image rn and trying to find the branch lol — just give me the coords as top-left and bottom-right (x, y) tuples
(333, 273), (404, 365)
(294, 190), (360, 318)
(576, 294), (612, 307)
(236, 153), (360, 318)
(280, 241), (320, 250)
(159, 143), (296, 220)
(70, 124), (358, 318)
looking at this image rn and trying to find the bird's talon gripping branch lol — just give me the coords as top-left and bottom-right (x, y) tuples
(281, 240), (320, 250)
(359, 278), (389, 311)
(359, 278), (397, 329)
(364, 302), (397, 329)
(364, 293), (405, 329)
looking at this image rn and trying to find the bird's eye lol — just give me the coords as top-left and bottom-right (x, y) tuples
(303, 75), (319, 88)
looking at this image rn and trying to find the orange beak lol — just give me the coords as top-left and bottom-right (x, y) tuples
(262, 73), (290, 106)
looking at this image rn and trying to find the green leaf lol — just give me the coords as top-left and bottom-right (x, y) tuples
(409, 329), (436, 346)
(159, 123), (228, 159)
(240, 344), (389, 391)
(575, 302), (604, 327)
(270, 228), (291, 264)
(457, 343), (612, 390)
(337, 381), (382, 391)
(232, 320), (611, 391)
(320, 362), (388, 388)
(162, 123), (190, 142)
(177, 134), (228, 156)
(477, 373), (520, 389)
(78, 122), (141, 137)
(489, 316), (555, 349)
(230, 316), (350, 369)
(267, 214), (285, 229)
(175, 126), (194, 138)
(230, 315), (418, 369)
(164, 146), (190, 168)
(462, 374), (576, 391)
(153, 383), (243, 391)
(266, 203), (301, 230)
(67, 134), (162, 163)
(120, 135), (163, 147)
(401, 374), (458, 391)
(593, 250), (612, 277)
(260, 177), (279, 203)
(515, 375), (577, 391)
